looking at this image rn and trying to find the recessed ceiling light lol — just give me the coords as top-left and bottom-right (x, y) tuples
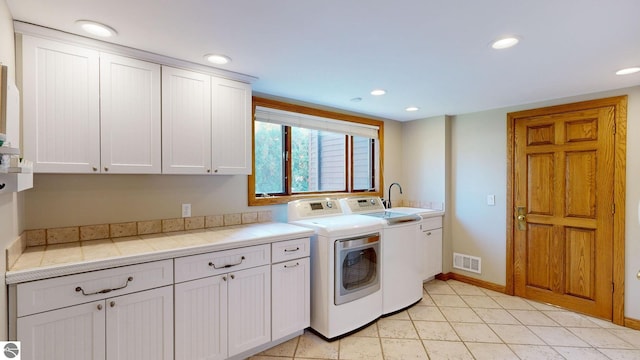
(205, 54), (232, 65)
(616, 67), (640, 75)
(370, 89), (386, 96)
(405, 106), (419, 112)
(76, 20), (117, 37)
(491, 36), (519, 50)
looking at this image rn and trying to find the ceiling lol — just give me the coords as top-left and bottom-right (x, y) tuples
(7, 0), (640, 121)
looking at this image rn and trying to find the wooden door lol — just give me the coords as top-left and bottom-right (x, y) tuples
(510, 97), (626, 321)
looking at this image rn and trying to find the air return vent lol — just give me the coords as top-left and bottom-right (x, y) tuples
(453, 253), (481, 274)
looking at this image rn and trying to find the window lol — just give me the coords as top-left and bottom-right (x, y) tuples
(250, 97), (384, 205)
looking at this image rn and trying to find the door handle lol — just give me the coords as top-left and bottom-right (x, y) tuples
(516, 207), (527, 231)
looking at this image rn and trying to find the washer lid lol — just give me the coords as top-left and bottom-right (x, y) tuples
(289, 214), (383, 237)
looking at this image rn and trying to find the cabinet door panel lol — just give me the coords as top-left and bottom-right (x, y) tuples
(211, 78), (252, 175)
(17, 301), (106, 360)
(272, 258), (310, 340)
(174, 274), (228, 360)
(106, 286), (173, 360)
(228, 265), (271, 356)
(100, 53), (161, 173)
(162, 66), (212, 174)
(425, 227), (443, 279)
(22, 35), (100, 173)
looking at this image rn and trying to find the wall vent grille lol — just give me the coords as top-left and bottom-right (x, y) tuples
(453, 252), (481, 274)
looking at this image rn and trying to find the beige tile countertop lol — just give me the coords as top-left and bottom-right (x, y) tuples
(6, 222), (314, 284)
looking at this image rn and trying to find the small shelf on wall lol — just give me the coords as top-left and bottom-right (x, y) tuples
(0, 173), (33, 193)
(0, 147), (33, 193)
(0, 146), (20, 155)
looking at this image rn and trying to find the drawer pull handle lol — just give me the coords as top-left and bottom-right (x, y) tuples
(284, 262), (300, 268)
(75, 276), (134, 296)
(0, 184), (5, 190)
(209, 256), (245, 269)
(284, 247), (300, 252)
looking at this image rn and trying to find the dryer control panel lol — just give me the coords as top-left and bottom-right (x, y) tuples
(287, 198), (343, 220)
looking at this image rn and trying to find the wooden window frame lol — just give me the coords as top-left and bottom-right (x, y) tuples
(249, 97), (384, 206)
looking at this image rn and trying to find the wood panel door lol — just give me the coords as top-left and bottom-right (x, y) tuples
(509, 97), (626, 321)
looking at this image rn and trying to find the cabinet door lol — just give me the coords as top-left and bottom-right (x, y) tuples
(271, 258), (310, 340)
(106, 286), (173, 360)
(211, 77), (252, 175)
(162, 66), (212, 174)
(424, 227), (443, 279)
(17, 301), (106, 360)
(21, 35), (100, 173)
(100, 53), (161, 174)
(228, 265), (271, 356)
(174, 275), (228, 360)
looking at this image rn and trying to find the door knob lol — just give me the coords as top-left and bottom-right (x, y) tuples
(637, 270), (640, 280)
(516, 206), (527, 231)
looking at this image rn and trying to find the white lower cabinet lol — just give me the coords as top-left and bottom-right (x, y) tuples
(271, 257), (310, 340)
(18, 301), (106, 360)
(17, 286), (173, 360)
(420, 217), (443, 280)
(174, 247), (271, 360)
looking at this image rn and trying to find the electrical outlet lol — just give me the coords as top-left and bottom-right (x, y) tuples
(182, 204), (191, 218)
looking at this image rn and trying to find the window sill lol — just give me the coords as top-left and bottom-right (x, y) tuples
(248, 191), (383, 206)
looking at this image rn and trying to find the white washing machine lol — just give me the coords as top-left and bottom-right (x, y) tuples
(288, 198), (384, 340)
(340, 196), (423, 315)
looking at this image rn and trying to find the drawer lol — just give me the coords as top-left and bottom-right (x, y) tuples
(175, 244), (270, 283)
(272, 238), (310, 263)
(17, 259), (173, 317)
(421, 216), (442, 231)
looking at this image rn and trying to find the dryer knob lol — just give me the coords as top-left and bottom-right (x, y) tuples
(326, 202), (333, 208)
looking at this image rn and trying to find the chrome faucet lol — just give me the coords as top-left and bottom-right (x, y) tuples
(387, 182), (402, 209)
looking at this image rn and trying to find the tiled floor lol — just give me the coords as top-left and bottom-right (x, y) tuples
(250, 279), (640, 360)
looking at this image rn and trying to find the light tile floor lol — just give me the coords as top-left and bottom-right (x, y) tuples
(250, 279), (640, 360)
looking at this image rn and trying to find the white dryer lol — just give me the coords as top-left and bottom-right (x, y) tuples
(288, 198), (383, 340)
(340, 196), (423, 315)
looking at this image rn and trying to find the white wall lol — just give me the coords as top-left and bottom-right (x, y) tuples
(447, 86), (640, 320)
(402, 115), (447, 208)
(0, 0), (19, 340)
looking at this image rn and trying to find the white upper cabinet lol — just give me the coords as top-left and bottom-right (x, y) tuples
(162, 66), (212, 174)
(211, 77), (252, 175)
(22, 35), (101, 173)
(19, 27), (253, 175)
(100, 53), (161, 174)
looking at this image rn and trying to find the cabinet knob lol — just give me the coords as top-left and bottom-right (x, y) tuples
(222, 276), (227, 281)
(230, 274), (235, 280)
(92, 167), (98, 172)
(207, 169), (211, 173)
(97, 304), (103, 310)
(104, 167), (109, 172)
(214, 169), (218, 173)
(110, 301), (115, 308)
(426, 232), (432, 236)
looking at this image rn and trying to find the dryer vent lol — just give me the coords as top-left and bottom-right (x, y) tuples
(453, 252), (481, 274)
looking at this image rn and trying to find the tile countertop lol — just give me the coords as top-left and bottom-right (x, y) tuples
(6, 222), (315, 285)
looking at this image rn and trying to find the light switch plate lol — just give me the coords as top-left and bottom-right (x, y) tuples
(487, 195), (496, 206)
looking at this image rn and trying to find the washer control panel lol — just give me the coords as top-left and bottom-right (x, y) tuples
(341, 196), (385, 213)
